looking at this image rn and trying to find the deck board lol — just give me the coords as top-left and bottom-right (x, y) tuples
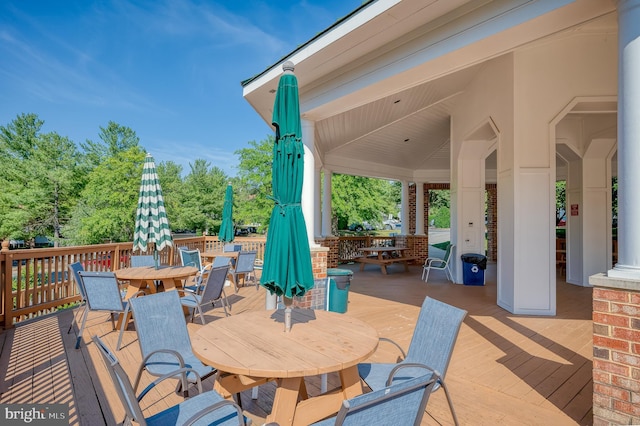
(0, 263), (594, 425)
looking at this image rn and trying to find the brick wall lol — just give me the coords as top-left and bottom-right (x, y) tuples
(591, 282), (640, 425)
(316, 236), (339, 268)
(288, 246), (329, 310)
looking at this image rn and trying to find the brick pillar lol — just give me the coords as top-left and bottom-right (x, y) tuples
(590, 274), (640, 425)
(290, 246), (329, 310)
(408, 183), (416, 235)
(316, 236), (339, 268)
(486, 184), (498, 261)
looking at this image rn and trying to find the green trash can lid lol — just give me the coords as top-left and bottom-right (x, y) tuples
(327, 268), (353, 276)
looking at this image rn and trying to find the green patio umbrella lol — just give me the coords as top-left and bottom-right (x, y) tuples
(260, 61), (314, 303)
(133, 153), (173, 268)
(219, 184), (235, 242)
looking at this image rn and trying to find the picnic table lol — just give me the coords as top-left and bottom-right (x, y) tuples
(354, 246), (416, 274)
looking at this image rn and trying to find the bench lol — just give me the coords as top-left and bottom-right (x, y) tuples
(354, 255), (419, 275)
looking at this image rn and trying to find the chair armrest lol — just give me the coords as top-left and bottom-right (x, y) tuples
(137, 367), (204, 402)
(133, 348), (188, 393)
(386, 362), (439, 387)
(183, 399), (246, 426)
(179, 291), (199, 303)
(379, 337), (407, 361)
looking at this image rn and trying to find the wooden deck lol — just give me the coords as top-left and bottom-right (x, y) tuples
(0, 263), (593, 425)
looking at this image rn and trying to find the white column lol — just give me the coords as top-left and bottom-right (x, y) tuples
(301, 119), (318, 247)
(401, 181), (410, 235)
(314, 168), (322, 239)
(609, 0), (640, 279)
(322, 169), (333, 236)
(415, 182), (425, 235)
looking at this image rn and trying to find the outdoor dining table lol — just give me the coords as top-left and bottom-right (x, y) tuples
(200, 250), (239, 262)
(113, 265), (198, 329)
(356, 246), (414, 274)
(191, 308), (379, 426)
(114, 265), (198, 299)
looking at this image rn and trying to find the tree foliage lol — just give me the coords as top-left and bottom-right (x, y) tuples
(331, 174), (398, 230)
(0, 114), (82, 244)
(233, 137), (274, 231)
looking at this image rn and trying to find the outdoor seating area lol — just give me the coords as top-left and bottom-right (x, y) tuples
(0, 262), (594, 425)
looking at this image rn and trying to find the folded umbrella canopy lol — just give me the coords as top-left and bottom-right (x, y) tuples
(133, 153), (173, 266)
(219, 184), (235, 242)
(260, 61), (314, 299)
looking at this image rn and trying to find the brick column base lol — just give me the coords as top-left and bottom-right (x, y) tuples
(589, 273), (640, 425)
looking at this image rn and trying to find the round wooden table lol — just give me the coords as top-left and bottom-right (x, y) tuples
(114, 265), (197, 299)
(191, 308), (379, 426)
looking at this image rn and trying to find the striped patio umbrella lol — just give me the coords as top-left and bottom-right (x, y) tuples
(133, 154), (173, 263)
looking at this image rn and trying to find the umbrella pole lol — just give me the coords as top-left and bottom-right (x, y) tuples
(283, 297), (293, 332)
(153, 249), (159, 270)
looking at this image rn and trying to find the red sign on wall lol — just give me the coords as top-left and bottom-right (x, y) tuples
(571, 204), (579, 216)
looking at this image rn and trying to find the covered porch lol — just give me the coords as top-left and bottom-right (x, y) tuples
(0, 263), (593, 425)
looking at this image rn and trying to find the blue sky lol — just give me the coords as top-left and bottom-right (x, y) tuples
(0, 0), (362, 176)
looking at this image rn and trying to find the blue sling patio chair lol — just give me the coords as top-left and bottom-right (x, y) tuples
(75, 271), (140, 350)
(312, 364), (437, 426)
(180, 264), (231, 323)
(128, 291), (217, 397)
(67, 262), (87, 335)
(92, 335), (248, 426)
(357, 296), (467, 426)
(179, 248), (211, 293)
(229, 250), (258, 292)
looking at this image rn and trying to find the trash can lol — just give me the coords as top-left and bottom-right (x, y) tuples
(326, 268), (353, 313)
(460, 253), (487, 286)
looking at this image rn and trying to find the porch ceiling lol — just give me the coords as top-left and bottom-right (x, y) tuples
(243, 0), (618, 182)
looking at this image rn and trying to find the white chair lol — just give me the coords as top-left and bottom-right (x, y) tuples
(422, 243), (454, 282)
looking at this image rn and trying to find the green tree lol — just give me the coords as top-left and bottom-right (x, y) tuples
(177, 159), (228, 235)
(556, 180), (566, 226)
(64, 147), (146, 244)
(156, 160), (185, 232)
(0, 114), (82, 243)
(331, 174), (396, 230)
(234, 137), (274, 231)
(81, 121), (141, 166)
(428, 189), (451, 228)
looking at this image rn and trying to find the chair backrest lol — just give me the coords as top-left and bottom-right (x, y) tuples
(180, 249), (203, 271)
(129, 291), (194, 358)
(68, 262), (86, 300)
(235, 251), (257, 274)
(212, 256), (232, 268)
(130, 255), (155, 267)
(200, 265), (231, 304)
(223, 244), (242, 252)
(92, 335), (146, 423)
(405, 297), (467, 383)
(334, 373), (437, 425)
(77, 271), (125, 312)
(443, 244), (454, 263)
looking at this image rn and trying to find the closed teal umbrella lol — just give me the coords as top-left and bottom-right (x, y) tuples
(260, 62), (314, 300)
(133, 153), (173, 267)
(219, 184), (235, 242)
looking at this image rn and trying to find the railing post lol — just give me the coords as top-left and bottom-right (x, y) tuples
(2, 240), (12, 329)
